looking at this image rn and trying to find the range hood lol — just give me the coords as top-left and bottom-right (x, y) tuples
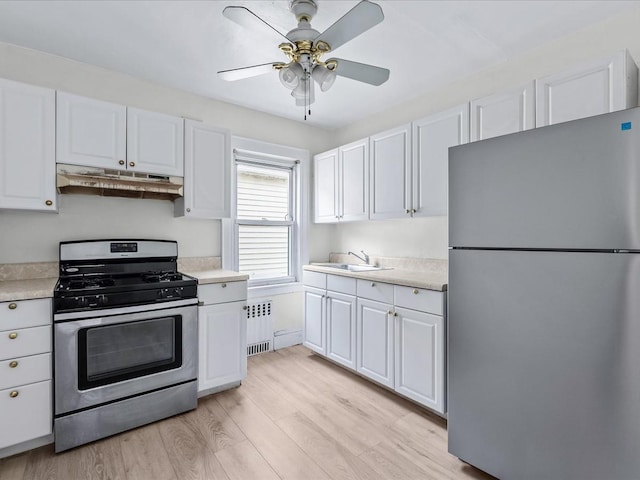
(56, 164), (183, 201)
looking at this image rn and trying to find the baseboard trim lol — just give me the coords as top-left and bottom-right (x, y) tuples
(273, 329), (303, 350)
(0, 433), (53, 459)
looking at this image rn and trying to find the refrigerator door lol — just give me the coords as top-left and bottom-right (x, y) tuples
(448, 249), (640, 480)
(449, 107), (640, 250)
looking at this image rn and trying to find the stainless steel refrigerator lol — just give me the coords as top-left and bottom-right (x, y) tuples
(448, 107), (640, 480)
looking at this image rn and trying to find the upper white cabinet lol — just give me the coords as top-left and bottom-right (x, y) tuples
(0, 79), (56, 212)
(175, 120), (230, 219)
(369, 124), (411, 220)
(56, 92), (126, 170)
(313, 149), (338, 223)
(127, 107), (184, 176)
(412, 104), (469, 217)
(470, 81), (535, 141)
(536, 50), (638, 127)
(57, 92), (184, 176)
(314, 138), (368, 223)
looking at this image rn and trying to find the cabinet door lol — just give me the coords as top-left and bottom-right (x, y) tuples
(356, 298), (393, 388)
(198, 301), (247, 392)
(0, 380), (51, 449)
(470, 81), (535, 141)
(303, 287), (326, 355)
(394, 307), (445, 413)
(339, 138), (369, 222)
(179, 120), (230, 218)
(536, 50), (639, 127)
(412, 104), (469, 217)
(369, 124), (411, 220)
(56, 92), (126, 169)
(0, 79), (56, 212)
(127, 107), (184, 176)
(326, 291), (356, 370)
(314, 149), (339, 223)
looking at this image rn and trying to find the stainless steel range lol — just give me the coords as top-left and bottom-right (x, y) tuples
(53, 239), (198, 452)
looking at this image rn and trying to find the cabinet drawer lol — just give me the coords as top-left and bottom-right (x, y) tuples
(198, 281), (247, 306)
(327, 274), (356, 295)
(0, 380), (52, 449)
(0, 298), (51, 332)
(303, 271), (326, 289)
(0, 353), (51, 390)
(357, 279), (394, 304)
(0, 325), (51, 361)
(395, 286), (444, 316)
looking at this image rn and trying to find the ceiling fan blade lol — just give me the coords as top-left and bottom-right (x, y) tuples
(223, 6), (289, 43)
(329, 58), (389, 86)
(314, 0), (383, 52)
(218, 62), (278, 82)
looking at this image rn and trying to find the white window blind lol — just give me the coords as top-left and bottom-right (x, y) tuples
(236, 162), (296, 283)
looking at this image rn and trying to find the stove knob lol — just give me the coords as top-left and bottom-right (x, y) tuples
(76, 297), (89, 308)
(158, 289), (168, 299)
(98, 295), (108, 306)
(173, 288), (182, 297)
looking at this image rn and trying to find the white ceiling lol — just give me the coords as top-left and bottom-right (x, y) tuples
(0, 0), (637, 128)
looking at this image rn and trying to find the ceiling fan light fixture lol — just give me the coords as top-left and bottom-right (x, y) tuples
(291, 77), (315, 105)
(312, 64), (337, 92)
(279, 62), (303, 89)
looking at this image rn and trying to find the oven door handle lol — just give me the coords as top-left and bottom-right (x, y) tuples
(54, 298), (198, 322)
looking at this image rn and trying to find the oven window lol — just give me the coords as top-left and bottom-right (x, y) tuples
(78, 316), (183, 390)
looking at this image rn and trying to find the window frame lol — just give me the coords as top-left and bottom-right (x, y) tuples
(222, 136), (309, 297)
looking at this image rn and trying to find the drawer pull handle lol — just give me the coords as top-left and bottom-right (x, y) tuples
(9, 361), (18, 368)
(413, 289), (419, 295)
(9, 390), (18, 398)
(8, 332), (18, 340)
(8, 303), (17, 310)
(371, 282), (375, 287)
(221, 283), (227, 288)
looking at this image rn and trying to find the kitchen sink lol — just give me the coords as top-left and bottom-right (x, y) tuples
(311, 263), (392, 272)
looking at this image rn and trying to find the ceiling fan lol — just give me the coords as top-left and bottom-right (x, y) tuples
(218, 0), (390, 119)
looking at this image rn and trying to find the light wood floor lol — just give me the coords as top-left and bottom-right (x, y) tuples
(0, 345), (494, 480)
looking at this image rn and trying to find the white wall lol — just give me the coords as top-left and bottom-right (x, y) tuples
(0, 41), (335, 265)
(324, 7), (640, 260)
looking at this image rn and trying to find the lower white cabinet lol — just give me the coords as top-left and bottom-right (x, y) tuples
(356, 298), (394, 388)
(0, 298), (53, 452)
(326, 291), (356, 370)
(303, 272), (447, 414)
(303, 287), (326, 355)
(197, 281), (247, 394)
(394, 307), (444, 412)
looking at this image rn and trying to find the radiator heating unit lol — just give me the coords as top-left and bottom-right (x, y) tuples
(246, 300), (273, 356)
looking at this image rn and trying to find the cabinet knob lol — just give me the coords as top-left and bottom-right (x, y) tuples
(405, 209), (410, 214)
(370, 282), (375, 287)
(118, 160), (125, 166)
(9, 390), (18, 398)
(8, 303), (17, 310)
(8, 332), (18, 340)
(393, 312), (398, 317)
(243, 305), (248, 310)
(186, 208), (191, 213)
(221, 283), (227, 288)
(387, 310), (393, 315)
(411, 209), (417, 214)
(9, 361), (18, 368)
(129, 161), (135, 167)
(45, 200), (53, 206)
(413, 289), (419, 295)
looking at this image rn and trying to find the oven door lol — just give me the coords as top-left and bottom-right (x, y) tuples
(54, 302), (197, 415)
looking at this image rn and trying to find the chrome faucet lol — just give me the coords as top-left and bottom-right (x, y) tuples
(348, 250), (370, 265)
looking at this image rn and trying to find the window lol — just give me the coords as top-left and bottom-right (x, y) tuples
(236, 161), (296, 283)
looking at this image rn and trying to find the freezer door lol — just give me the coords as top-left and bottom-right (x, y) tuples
(448, 249), (640, 480)
(449, 107), (640, 249)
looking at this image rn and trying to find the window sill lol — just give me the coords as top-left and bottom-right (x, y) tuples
(248, 281), (303, 298)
